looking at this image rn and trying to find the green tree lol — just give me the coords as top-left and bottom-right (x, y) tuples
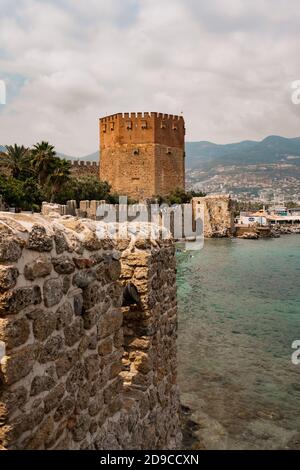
(54, 176), (113, 204)
(30, 141), (57, 185)
(47, 159), (71, 202)
(0, 175), (44, 211)
(0, 144), (31, 179)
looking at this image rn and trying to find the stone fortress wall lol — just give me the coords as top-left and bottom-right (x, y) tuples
(0, 213), (181, 450)
(42, 194), (234, 239)
(99, 113), (185, 200)
(192, 195), (234, 238)
(68, 160), (99, 179)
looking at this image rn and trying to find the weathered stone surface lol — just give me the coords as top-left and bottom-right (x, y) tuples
(192, 195), (234, 238)
(0, 317), (30, 349)
(64, 317), (84, 347)
(70, 414), (90, 442)
(43, 278), (63, 308)
(1, 345), (36, 385)
(123, 252), (149, 267)
(52, 257), (75, 275)
(73, 293), (83, 316)
(125, 337), (150, 351)
(109, 362), (122, 379)
(0, 266), (19, 292)
(32, 310), (57, 342)
(54, 396), (75, 422)
(84, 354), (100, 381)
(56, 301), (73, 329)
(28, 225), (53, 252)
(0, 286), (41, 316)
(133, 352), (152, 375)
(73, 270), (96, 289)
(66, 362), (85, 394)
(82, 282), (102, 309)
(88, 393), (104, 417)
(7, 404), (44, 443)
(105, 258), (121, 281)
(25, 416), (55, 450)
(44, 383), (65, 413)
(114, 330), (123, 349)
(0, 235), (22, 262)
(82, 234), (103, 252)
(39, 335), (64, 363)
(98, 337), (113, 356)
(73, 257), (95, 269)
(82, 305), (100, 330)
(103, 377), (122, 404)
(0, 387), (27, 414)
(30, 375), (56, 396)
(55, 349), (79, 378)
(62, 275), (71, 294)
(98, 309), (123, 338)
(76, 383), (91, 410)
(24, 257), (52, 280)
(54, 230), (70, 254)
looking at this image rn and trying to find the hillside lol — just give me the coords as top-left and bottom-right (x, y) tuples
(185, 136), (300, 170)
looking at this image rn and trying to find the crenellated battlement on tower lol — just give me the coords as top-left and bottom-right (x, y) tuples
(67, 160), (99, 178)
(100, 111), (185, 151)
(68, 160), (98, 167)
(100, 112), (184, 122)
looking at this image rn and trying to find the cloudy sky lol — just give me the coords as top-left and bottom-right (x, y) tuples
(0, 0), (300, 156)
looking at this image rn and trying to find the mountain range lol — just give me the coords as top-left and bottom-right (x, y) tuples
(62, 135), (300, 170)
(185, 136), (300, 170)
(2, 135), (300, 171)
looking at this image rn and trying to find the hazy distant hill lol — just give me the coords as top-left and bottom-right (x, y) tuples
(185, 136), (300, 170)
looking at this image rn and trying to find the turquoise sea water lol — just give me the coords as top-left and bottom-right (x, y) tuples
(177, 236), (300, 449)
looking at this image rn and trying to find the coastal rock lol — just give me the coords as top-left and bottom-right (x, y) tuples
(237, 232), (259, 239)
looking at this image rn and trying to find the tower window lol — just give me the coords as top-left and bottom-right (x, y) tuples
(141, 120), (147, 129)
(102, 124), (107, 133)
(133, 149), (139, 156)
(161, 121), (167, 129)
(126, 120), (132, 130)
(172, 124), (178, 131)
(110, 122), (114, 131)
(166, 148), (172, 155)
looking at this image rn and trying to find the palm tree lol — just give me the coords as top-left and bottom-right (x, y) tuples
(30, 141), (57, 185)
(47, 159), (71, 202)
(0, 144), (31, 179)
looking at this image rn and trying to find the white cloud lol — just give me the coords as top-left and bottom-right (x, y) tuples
(0, 0), (300, 156)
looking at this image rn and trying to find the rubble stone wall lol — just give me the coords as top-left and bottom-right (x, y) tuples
(192, 195), (234, 238)
(68, 160), (99, 178)
(0, 213), (181, 450)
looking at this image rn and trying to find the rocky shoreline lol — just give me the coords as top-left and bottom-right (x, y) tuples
(236, 224), (300, 240)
